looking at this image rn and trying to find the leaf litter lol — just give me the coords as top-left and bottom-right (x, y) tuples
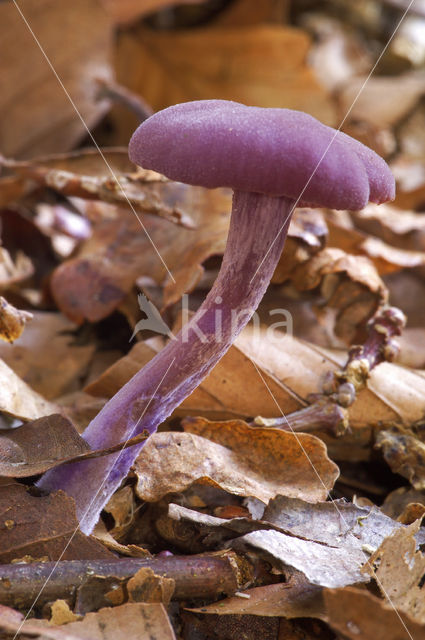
(1, 1), (425, 638)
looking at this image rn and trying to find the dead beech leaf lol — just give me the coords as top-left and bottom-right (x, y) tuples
(0, 414), (90, 477)
(338, 72), (425, 130)
(189, 572), (324, 619)
(392, 156), (425, 210)
(323, 586), (424, 640)
(0, 312), (95, 400)
(0, 0), (111, 158)
(263, 495), (404, 552)
(382, 487), (425, 520)
(0, 602), (176, 640)
(0, 479), (113, 562)
(115, 24), (335, 145)
(135, 421), (338, 504)
(352, 203), (425, 252)
(127, 567), (175, 605)
(231, 528), (368, 588)
(51, 185), (231, 323)
(290, 247), (388, 342)
(0, 296), (32, 343)
(1, 151), (193, 228)
(0, 358), (56, 421)
(363, 519), (425, 623)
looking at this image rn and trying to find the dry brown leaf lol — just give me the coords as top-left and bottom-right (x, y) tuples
(382, 487), (425, 520)
(352, 203), (425, 252)
(0, 479), (113, 562)
(51, 185), (231, 323)
(0, 602), (176, 640)
(323, 586), (425, 640)
(0, 358), (56, 421)
(0, 0), (112, 158)
(114, 24), (335, 142)
(0, 414), (90, 477)
(127, 567), (175, 605)
(376, 426), (425, 489)
(50, 600), (80, 625)
(103, 485), (136, 539)
(338, 72), (425, 130)
(232, 528), (369, 588)
(188, 572), (324, 618)
(363, 519), (425, 623)
(263, 495), (404, 552)
(0, 296), (32, 343)
(1, 151), (193, 227)
(290, 247), (388, 342)
(392, 156), (425, 210)
(0, 312), (95, 400)
(134, 421), (338, 504)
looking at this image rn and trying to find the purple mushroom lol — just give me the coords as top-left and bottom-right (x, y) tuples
(38, 100), (395, 534)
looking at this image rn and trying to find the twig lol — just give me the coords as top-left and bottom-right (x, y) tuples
(95, 78), (154, 122)
(0, 553), (246, 610)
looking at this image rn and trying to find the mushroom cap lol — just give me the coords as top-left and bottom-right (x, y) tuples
(129, 100), (395, 210)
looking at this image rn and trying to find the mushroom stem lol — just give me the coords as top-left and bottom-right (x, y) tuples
(38, 192), (294, 534)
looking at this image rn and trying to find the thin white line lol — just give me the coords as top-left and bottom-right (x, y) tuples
(250, 357), (415, 640)
(250, 0), (416, 284)
(12, 357), (176, 639)
(11, 0), (176, 284)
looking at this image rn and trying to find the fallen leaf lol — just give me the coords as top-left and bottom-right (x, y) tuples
(188, 571), (324, 619)
(49, 600), (79, 625)
(127, 567), (175, 605)
(114, 24), (335, 142)
(0, 246), (33, 288)
(382, 486), (425, 520)
(0, 296), (32, 343)
(323, 586), (424, 640)
(290, 247), (388, 342)
(51, 185), (231, 323)
(0, 602), (176, 640)
(0, 480), (113, 562)
(338, 71), (425, 130)
(363, 518), (425, 623)
(0, 358), (56, 421)
(134, 421), (338, 504)
(352, 203), (425, 252)
(1, 151), (193, 227)
(0, 312), (95, 400)
(232, 528), (369, 588)
(0, 0), (111, 158)
(0, 414), (90, 477)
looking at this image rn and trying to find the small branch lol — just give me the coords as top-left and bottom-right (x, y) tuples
(95, 78), (154, 122)
(253, 398), (348, 437)
(0, 554), (244, 611)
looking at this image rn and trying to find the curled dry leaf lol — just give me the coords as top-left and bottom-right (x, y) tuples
(0, 358), (56, 421)
(51, 185), (231, 323)
(376, 426), (425, 490)
(134, 420), (338, 504)
(0, 479), (113, 562)
(352, 203), (425, 252)
(323, 586), (424, 640)
(0, 414), (90, 477)
(1, 151), (193, 227)
(0, 296), (32, 343)
(0, 602), (176, 640)
(363, 518), (425, 623)
(0, 0), (111, 158)
(290, 247), (388, 342)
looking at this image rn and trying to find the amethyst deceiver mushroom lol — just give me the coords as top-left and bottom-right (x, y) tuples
(38, 100), (395, 534)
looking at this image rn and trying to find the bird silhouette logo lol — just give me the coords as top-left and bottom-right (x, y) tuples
(130, 294), (175, 342)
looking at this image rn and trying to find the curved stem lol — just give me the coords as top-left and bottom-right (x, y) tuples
(38, 191), (294, 534)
